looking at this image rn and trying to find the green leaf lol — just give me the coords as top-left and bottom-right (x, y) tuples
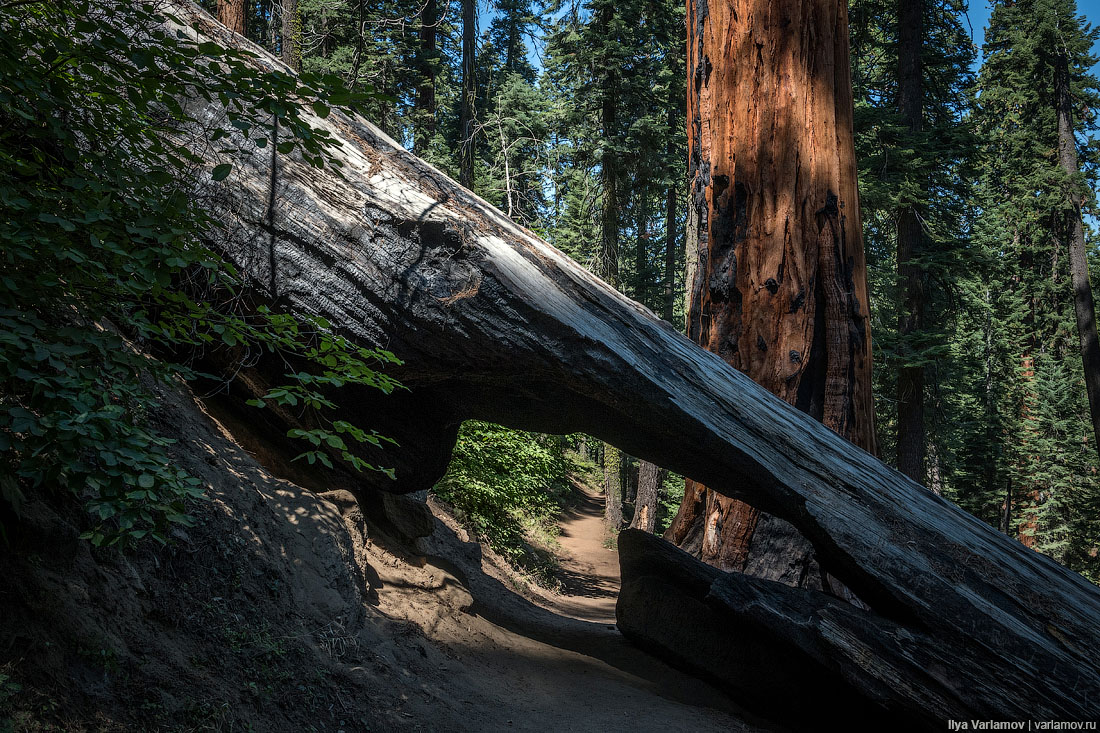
(211, 163), (233, 181)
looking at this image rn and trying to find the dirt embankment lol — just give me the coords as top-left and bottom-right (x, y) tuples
(0, 380), (768, 732)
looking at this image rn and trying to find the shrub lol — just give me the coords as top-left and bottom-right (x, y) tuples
(433, 422), (574, 575)
(0, 0), (395, 546)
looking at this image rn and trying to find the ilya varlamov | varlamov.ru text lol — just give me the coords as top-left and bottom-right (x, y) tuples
(947, 722), (1098, 731)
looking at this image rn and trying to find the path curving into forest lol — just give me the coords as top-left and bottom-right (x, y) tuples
(542, 479), (621, 624)
(384, 484), (770, 732)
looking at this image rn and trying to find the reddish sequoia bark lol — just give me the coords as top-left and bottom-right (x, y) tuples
(666, 0), (877, 582)
(216, 0), (246, 34)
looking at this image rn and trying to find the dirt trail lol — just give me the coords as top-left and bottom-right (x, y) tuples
(354, 478), (777, 732)
(541, 480), (621, 624)
(355, 480), (772, 732)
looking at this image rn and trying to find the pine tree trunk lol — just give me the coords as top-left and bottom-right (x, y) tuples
(459, 0), (476, 188)
(414, 0), (438, 155)
(1019, 353), (1040, 548)
(662, 91), (680, 326)
(281, 0), (301, 72)
(216, 0), (246, 34)
(663, 181), (678, 323)
(635, 184), (649, 303)
(597, 2), (624, 530)
(666, 0), (877, 584)
(603, 444), (624, 529)
(895, 0), (925, 483)
(1056, 51), (1100, 463)
(630, 461), (664, 532)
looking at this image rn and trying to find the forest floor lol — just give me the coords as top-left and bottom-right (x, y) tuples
(0, 378), (772, 732)
(531, 478), (620, 625)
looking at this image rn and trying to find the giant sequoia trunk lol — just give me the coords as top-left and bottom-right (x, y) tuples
(185, 4), (1100, 725)
(667, 0), (877, 587)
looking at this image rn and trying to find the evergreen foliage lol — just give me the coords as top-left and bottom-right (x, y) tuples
(851, 0), (978, 477)
(964, 0), (1100, 576)
(852, 0), (1100, 579)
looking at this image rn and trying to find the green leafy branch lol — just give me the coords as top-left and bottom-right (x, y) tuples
(0, 0), (398, 546)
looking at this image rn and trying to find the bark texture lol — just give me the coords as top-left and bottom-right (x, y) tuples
(281, 0), (301, 72)
(667, 0), (876, 581)
(1056, 51), (1100, 463)
(216, 0), (245, 34)
(603, 445), (624, 529)
(630, 461), (663, 532)
(178, 5), (1100, 723)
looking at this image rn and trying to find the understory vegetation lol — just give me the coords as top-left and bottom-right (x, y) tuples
(4, 0), (1100, 586)
(0, 0), (398, 546)
(432, 422), (581, 584)
(433, 423), (685, 580)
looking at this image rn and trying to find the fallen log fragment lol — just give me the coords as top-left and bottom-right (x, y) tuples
(616, 529), (911, 728)
(176, 4), (1100, 723)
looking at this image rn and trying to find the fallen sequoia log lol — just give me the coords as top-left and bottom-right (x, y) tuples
(176, 4), (1100, 725)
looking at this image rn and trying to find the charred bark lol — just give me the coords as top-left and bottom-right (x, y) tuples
(179, 5), (1100, 723)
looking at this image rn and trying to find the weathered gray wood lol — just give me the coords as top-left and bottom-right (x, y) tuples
(178, 4), (1100, 723)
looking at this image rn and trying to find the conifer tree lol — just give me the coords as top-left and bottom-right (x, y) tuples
(459, 0), (477, 187)
(966, 0), (1100, 577)
(851, 0), (976, 487)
